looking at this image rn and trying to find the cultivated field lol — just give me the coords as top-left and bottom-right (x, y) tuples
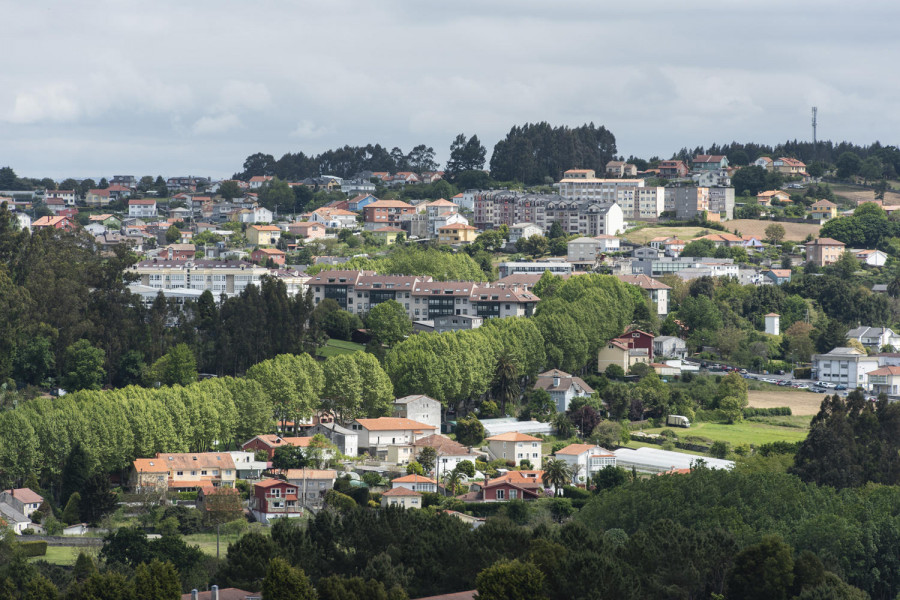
(830, 184), (900, 206)
(642, 421), (808, 446)
(747, 389), (824, 416)
(729, 219), (821, 241)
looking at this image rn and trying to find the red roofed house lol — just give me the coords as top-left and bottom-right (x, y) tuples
(554, 444), (616, 484)
(461, 470), (546, 502)
(658, 160), (689, 179)
(381, 486), (423, 509)
(288, 221), (326, 241)
(250, 247), (286, 266)
(251, 479), (303, 523)
(805, 238), (846, 267)
(0, 488), (44, 519)
(128, 198), (157, 218)
(352, 417), (437, 455)
(241, 435), (314, 460)
(130, 453), (236, 492)
(692, 155), (729, 171)
(32, 215), (75, 231)
(485, 432), (543, 469)
(180, 588), (259, 600)
(756, 190), (790, 206)
(248, 175), (274, 189)
(247, 224), (281, 246)
(391, 474), (438, 493)
(773, 157), (807, 176)
(85, 189), (112, 207)
(868, 366), (900, 397)
(615, 329), (655, 359)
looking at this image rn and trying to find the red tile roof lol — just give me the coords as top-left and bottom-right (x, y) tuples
(355, 417), (435, 431)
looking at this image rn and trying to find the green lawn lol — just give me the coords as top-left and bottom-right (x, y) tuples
(184, 526), (275, 557)
(641, 420), (808, 447)
(28, 545), (84, 565)
(316, 339), (365, 358)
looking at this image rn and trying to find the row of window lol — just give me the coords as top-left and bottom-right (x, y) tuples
(174, 469), (232, 476)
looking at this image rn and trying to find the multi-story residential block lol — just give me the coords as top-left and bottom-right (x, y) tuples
(567, 236), (620, 265)
(166, 176), (210, 191)
(351, 417), (437, 455)
(708, 187), (735, 220)
(630, 256), (737, 278)
(668, 187), (710, 220)
(130, 452), (236, 492)
(437, 223), (478, 244)
(283, 469), (337, 507)
(45, 189), (77, 205)
(473, 192), (548, 230)
(810, 199), (837, 220)
(692, 155), (729, 171)
(364, 200), (415, 229)
(486, 432), (543, 468)
(128, 198), (157, 218)
(544, 199), (624, 236)
(812, 347), (880, 390)
(556, 170), (644, 203)
(497, 261), (573, 278)
(805, 238), (846, 267)
(616, 186), (666, 220)
(508, 222), (543, 244)
(392, 395), (442, 431)
(247, 224), (281, 246)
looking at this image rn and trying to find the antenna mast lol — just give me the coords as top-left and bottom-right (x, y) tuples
(811, 107), (818, 145)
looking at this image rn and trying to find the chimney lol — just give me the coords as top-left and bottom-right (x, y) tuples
(191, 591), (198, 600)
(211, 585), (219, 600)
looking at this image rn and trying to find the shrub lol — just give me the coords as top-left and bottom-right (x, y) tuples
(221, 519), (249, 536)
(176, 491), (198, 501)
(743, 407), (792, 417)
(562, 486), (591, 500)
(324, 490), (356, 512)
(709, 440), (730, 459)
(20, 541), (48, 557)
(361, 472), (383, 488)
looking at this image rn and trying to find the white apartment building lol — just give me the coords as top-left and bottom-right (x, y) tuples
(615, 186), (666, 220)
(812, 348), (880, 390)
(128, 199), (158, 218)
(556, 170), (644, 202)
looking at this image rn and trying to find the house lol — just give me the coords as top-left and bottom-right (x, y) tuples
(380, 487), (423, 509)
(846, 327), (900, 351)
(241, 435), (315, 460)
(0, 488), (43, 521)
(554, 443), (616, 484)
(696, 233), (744, 248)
(653, 336), (688, 359)
(605, 161), (637, 177)
(127, 198), (156, 217)
(106, 184), (133, 201)
(740, 235), (765, 252)
(616, 329), (655, 358)
(867, 366), (900, 397)
(437, 223), (478, 244)
(85, 189), (113, 207)
(485, 432), (543, 469)
(463, 470), (546, 502)
(247, 224), (281, 247)
(250, 479), (304, 523)
(307, 422), (358, 457)
(44, 197), (67, 214)
(351, 417), (437, 454)
(692, 155), (729, 171)
(567, 236), (620, 265)
(508, 223), (543, 244)
(756, 190), (791, 206)
(391, 474), (438, 493)
(753, 156), (774, 170)
(45, 189), (77, 205)
(773, 157), (807, 176)
(130, 452), (237, 492)
(810, 199), (837, 220)
(658, 160), (689, 179)
(310, 207), (358, 229)
(32, 215), (75, 231)
(763, 269), (792, 285)
(288, 221), (325, 241)
(433, 314), (483, 333)
(392, 395), (442, 431)
(250, 247), (286, 266)
(282, 469), (338, 507)
(0, 500), (31, 534)
(805, 238), (846, 267)
(534, 369), (594, 413)
(228, 451), (268, 480)
(162, 244), (196, 261)
(248, 175), (274, 189)
(811, 347), (880, 390)
(853, 249), (888, 267)
(371, 226), (405, 245)
(348, 193), (378, 211)
(616, 274), (671, 316)
(597, 339), (650, 374)
(410, 434), (480, 475)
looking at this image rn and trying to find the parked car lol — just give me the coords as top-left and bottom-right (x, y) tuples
(835, 384), (848, 390)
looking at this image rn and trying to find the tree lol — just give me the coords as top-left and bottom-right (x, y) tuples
(455, 416), (485, 447)
(457, 460), (476, 478)
(417, 446), (437, 475)
(406, 461), (424, 476)
(680, 239), (717, 258)
(836, 152), (862, 179)
(727, 535), (794, 600)
(541, 458), (572, 495)
(218, 180), (242, 201)
(476, 559), (547, 600)
(203, 488), (243, 527)
(407, 144), (438, 173)
(515, 234), (549, 258)
(73, 553), (97, 582)
(220, 531), (280, 590)
(591, 421), (624, 448)
(731, 166), (768, 196)
(491, 354), (520, 414)
(548, 221), (565, 240)
(807, 162), (825, 179)
(62, 491), (82, 525)
(446, 134), (487, 180)
(591, 465), (628, 491)
(147, 343), (197, 387)
(366, 300), (412, 347)
(79, 473), (118, 525)
(0, 167), (18, 189)
(604, 364), (625, 380)
(262, 557), (317, 600)
(62, 340), (106, 391)
(24, 575), (58, 600)
(133, 560), (181, 600)
(765, 223), (786, 244)
(164, 225), (181, 244)
(258, 178), (296, 214)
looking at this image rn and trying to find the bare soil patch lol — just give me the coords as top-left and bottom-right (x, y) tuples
(748, 389), (824, 416)
(729, 219), (821, 242)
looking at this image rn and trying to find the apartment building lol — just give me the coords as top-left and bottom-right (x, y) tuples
(668, 187), (710, 220)
(544, 199), (624, 236)
(812, 348), (879, 390)
(615, 186), (666, 220)
(473, 192), (548, 230)
(805, 238), (846, 267)
(131, 452), (237, 492)
(708, 187), (735, 220)
(556, 170), (644, 202)
(363, 200), (415, 229)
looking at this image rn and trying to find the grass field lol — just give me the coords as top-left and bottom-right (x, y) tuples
(830, 184), (900, 206)
(28, 545), (86, 565)
(728, 219), (821, 241)
(184, 532), (247, 556)
(640, 420), (808, 447)
(747, 389), (825, 416)
(624, 226), (708, 244)
(316, 339), (365, 358)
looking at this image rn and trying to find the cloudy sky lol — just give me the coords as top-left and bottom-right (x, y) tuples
(2, 0), (898, 180)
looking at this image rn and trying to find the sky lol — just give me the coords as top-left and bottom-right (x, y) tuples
(2, 0), (899, 180)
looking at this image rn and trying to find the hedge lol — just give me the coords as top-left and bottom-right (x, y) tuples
(19, 541), (48, 557)
(743, 407), (792, 417)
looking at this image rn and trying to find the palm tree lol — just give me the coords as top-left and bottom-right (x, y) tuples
(491, 354), (520, 415)
(541, 458), (573, 496)
(443, 467), (463, 497)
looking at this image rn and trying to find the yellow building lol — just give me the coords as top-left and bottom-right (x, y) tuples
(809, 199), (837, 220)
(438, 223), (478, 244)
(248, 224), (282, 246)
(371, 226), (404, 245)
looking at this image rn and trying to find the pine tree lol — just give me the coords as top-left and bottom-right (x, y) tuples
(61, 491), (81, 525)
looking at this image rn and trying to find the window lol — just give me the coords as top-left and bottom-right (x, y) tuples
(201, 470), (207, 476)
(271, 488), (281, 498)
(496, 489), (505, 500)
(176, 471), (183, 476)
(509, 490), (517, 500)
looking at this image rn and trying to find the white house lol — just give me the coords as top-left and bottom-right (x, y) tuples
(380, 487), (422, 509)
(485, 432), (543, 469)
(812, 347), (880, 390)
(846, 327), (900, 351)
(392, 395), (442, 431)
(351, 417), (436, 454)
(0, 488), (43, 520)
(128, 199), (158, 218)
(868, 366), (900, 397)
(509, 223), (543, 244)
(554, 443), (616, 484)
(652, 336), (688, 359)
(391, 474), (438, 493)
(533, 369), (594, 413)
(853, 249), (888, 267)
